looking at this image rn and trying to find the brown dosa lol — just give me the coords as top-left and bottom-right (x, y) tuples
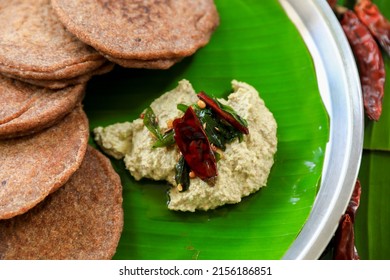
(0, 83), (86, 139)
(1, 62), (115, 90)
(0, 146), (123, 259)
(0, 106), (89, 219)
(0, 0), (107, 81)
(0, 76), (37, 125)
(104, 55), (182, 70)
(51, 0), (219, 68)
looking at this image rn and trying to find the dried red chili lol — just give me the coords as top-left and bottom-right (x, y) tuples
(333, 180), (361, 260)
(340, 9), (386, 121)
(355, 0), (390, 56)
(197, 92), (249, 134)
(173, 106), (217, 185)
(346, 179), (362, 223)
(334, 213), (360, 260)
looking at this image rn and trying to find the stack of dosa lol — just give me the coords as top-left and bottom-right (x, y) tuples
(0, 103), (124, 259)
(0, 0), (114, 89)
(0, 146), (123, 260)
(0, 0), (124, 256)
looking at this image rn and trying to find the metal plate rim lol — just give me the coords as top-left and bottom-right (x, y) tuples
(279, 0), (364, 260)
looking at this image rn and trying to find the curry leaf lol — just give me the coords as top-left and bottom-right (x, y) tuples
(195, 107), (242, 151)
(152, 130), (175, 148)
(177, 103), (189, 113)
(175, 155), (190, 192)
(143, 107), (162, 140)
(213, 98), (249, 129)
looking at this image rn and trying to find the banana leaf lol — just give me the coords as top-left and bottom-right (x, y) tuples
(357, 151), (390, 259)
(84, 0), (329, 259)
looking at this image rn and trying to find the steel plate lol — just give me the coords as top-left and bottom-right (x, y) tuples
(279, 0), (364, 259)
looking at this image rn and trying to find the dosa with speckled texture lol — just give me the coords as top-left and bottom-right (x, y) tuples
(0, 0), (110, 87)
(0, 146), (123, 259)
(0, 76), (37, 125)
(0, 80), (86, 139)
(0, 106), (89, 219)
(51, 0), (219, 69)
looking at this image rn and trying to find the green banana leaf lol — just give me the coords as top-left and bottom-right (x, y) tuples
(354, 0), (390, 260)
(84, 0), (329, 259)
(357, 151), (390, 259)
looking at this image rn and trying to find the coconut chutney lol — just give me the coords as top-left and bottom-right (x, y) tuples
(94, 79), (277, 211)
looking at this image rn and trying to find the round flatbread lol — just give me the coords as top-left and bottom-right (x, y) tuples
(2, 62), (115, 89)
(0, 146), (123, 260)
(51, 0), (219, 67)
(0, 76), (37, 125)
(104, 55), (182, 69)
(0, 0), (107, 81)
(0, 83), (86, 139)
(0, 106), (89, 220)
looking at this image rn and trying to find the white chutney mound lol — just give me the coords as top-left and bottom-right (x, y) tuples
(94, 79), (277, 212)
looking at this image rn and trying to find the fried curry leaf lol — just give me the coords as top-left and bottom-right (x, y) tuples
(213, 98), (249, 130)
(152, 130), (175, 148)
(195, 107), (243, 151)
(175, 155), (191, 192)
(143, 107), (162, 139)
(177, 103), (189, 113)
(143, 106), (175, 148)
(197, 92), (249, 134)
